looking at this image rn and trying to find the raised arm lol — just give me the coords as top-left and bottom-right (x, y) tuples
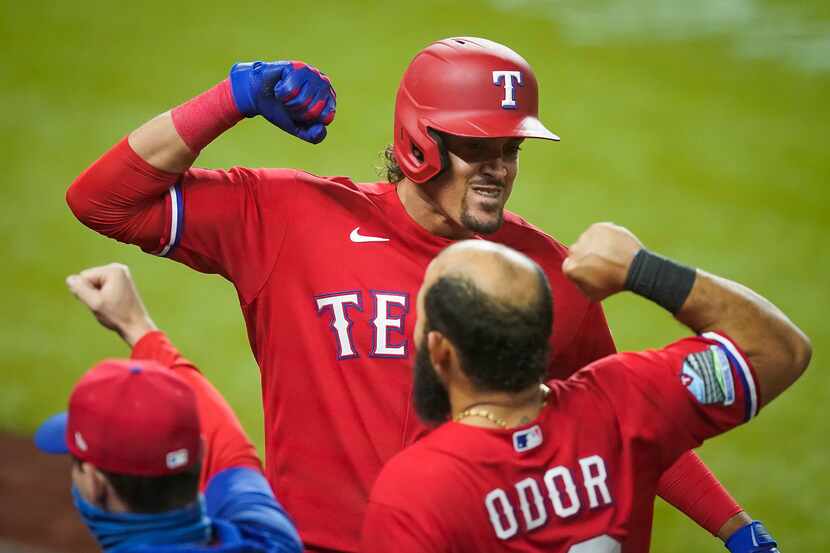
(66, 264), (302, 551)
(564, 223), (809, 552)
(66, 61), (335, 253)
(129, 61), (335, 173)
(563, 222), (811, 407)
(65, 262), (261, 479)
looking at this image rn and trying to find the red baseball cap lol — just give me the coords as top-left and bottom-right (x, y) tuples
(34, 359), (202, 476)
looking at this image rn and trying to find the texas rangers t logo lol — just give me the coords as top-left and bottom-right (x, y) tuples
(492, 70), (523, 109)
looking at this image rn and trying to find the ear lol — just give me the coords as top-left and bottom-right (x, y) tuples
(72, 461), (106, 508)
(427, 330), (459, 384)
(93, 467), (133, 513)
(89, 465), (114, 508)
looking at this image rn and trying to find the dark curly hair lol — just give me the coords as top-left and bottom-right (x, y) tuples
(380, 144), (405, 183)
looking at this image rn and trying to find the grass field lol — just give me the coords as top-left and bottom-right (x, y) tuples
(2, 0), (828, 550)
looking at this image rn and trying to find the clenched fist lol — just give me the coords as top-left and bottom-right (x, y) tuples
(229, 60), (336, 144)
(562, 222), (644, 302)
(66, 263), (157, 346)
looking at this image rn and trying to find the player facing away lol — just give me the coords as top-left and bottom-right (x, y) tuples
(68, 37), (768, 551)
(35, 264), (302, 553)
(362, 224), (810, 553)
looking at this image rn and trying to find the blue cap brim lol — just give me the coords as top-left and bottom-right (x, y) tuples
(34, 412), (69, 454)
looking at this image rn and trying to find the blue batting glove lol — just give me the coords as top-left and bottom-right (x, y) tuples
(725, 521), (780, 553)
(229, 60), (336, 144)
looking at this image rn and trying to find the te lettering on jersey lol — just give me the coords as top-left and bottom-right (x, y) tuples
(485, 455), (612, 540)
(315, 290), (409, 359)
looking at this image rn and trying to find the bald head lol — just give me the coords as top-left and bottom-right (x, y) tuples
(425, 240), (547, 310)
(413, 240), (553, 410)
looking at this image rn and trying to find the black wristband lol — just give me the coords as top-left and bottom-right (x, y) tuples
(624, 249), (697, 314)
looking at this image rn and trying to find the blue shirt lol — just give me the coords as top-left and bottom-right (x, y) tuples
(124, 467), (302, 553)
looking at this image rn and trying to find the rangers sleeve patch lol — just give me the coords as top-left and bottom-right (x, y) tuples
(680, 345), (735, 406)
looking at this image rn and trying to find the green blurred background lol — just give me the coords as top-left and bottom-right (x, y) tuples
(2, 0), (827, 550)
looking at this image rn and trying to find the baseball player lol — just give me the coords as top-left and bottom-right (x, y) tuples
(362, 224), (810, 552)
(67, 38), (767, 551)
(35, 263), (302, 552)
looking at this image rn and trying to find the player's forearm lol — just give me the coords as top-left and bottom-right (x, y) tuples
(120, 315), (158, 348)
(128, 111), (197, 173)
(564, 223), (811, 404)
(656, 450), (742, 537)
(130, 78), (243, 173)
(675, 270), (811, 405)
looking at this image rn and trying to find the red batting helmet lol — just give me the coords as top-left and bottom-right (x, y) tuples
(393, 37), (560, 184)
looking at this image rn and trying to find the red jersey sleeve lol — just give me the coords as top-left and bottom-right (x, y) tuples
(166, 166), (295, 302)
(67, 138), (296, 303)
(131, 331), (262, 490)
(585, 331), (760, 468)
(67, 138), (176, 254)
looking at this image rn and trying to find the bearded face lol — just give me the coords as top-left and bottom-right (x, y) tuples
(412, 334), (452, 426)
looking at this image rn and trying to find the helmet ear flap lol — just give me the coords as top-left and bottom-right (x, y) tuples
(395, 123), (445, 184)
(425, 129), (450, 182)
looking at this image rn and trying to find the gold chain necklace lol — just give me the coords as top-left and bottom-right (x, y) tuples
(453, 407), (509, 428)
(454, 385), (551, 429)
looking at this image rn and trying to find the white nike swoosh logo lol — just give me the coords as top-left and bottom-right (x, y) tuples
(350, 227), (390, 243)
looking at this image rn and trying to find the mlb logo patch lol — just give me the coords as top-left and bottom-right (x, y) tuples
(166, 448), (189, 469)
(513, 425), (543, 453)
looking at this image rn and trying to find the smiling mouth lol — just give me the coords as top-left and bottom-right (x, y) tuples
(470, 183), (504, 199)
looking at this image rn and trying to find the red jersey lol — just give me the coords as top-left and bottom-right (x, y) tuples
(69, 137), (746, 550)
(361, 332), (760, 553)
(154, 167), (615, 550)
